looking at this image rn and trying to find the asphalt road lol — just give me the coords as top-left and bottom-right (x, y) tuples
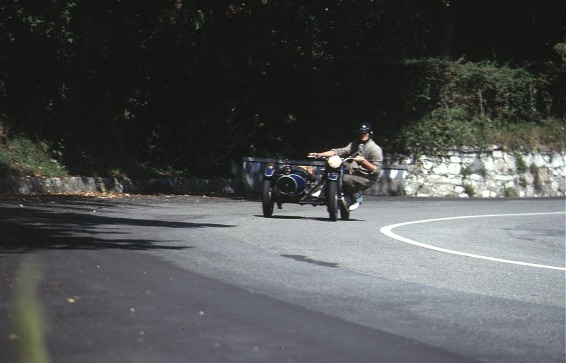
(1, 194), (564, 363)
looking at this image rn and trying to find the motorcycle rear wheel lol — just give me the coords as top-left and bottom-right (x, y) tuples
(327, 181), (338, 221)
(262, 180), (274, 217)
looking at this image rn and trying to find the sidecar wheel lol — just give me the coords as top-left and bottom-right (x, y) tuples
(262, 180), (274, 217)
(327, 182), (338, 221)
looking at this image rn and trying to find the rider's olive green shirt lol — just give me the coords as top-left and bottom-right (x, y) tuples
(333, 138), (383, 181)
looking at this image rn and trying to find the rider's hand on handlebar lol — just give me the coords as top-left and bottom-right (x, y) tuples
(308, 152), (319, 158)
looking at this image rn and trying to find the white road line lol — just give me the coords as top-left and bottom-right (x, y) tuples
(380, 212), (566, 271)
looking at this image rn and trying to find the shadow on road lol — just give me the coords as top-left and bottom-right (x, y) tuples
(0, 195), (233, 253)
(254, 214), (363, 222)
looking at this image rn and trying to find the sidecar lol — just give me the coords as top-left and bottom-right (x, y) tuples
(261, 159), (352, 221)
(261, 163), (323, 217)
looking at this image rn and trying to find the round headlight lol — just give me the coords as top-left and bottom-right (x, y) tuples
(328, 155), (343, 168)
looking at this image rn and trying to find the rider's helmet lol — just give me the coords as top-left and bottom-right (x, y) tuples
(356, 122), (373, 135)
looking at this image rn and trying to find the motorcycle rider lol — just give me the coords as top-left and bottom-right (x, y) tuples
(308, 122), (382, 211)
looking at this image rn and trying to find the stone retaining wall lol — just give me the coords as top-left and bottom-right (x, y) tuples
(0, 176), (241, 195)
(0, 150), (564, 198)
(396, 149), (566, 198)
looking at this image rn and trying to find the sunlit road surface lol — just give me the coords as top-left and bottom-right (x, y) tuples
(1, 195), (564, 362)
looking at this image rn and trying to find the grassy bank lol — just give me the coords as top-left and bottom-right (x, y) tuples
(0, 137), (68, 177)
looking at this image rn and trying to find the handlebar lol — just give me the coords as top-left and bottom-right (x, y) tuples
(308, 155), (356, 161)
(308, 148), (362, 161)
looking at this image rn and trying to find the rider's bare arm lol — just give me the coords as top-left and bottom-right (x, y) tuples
(308, 150), (336, 158)
(354, 155), (377, 173)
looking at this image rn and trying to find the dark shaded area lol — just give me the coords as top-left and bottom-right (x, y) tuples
(0, 1), (564, 176)
(256, 214), (363, 222)
(0, 195), (234, 252)
(281, 254), (339, 268)
(448, 0), (565, 62)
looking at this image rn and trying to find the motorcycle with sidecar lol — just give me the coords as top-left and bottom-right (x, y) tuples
(261, 154), (358, 221)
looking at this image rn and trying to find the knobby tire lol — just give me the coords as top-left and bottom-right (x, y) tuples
(327, 181), (338, 221)
(262, 180), (274, 217)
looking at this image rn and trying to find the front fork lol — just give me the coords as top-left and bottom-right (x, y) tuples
(328, 172), (349, 207)
(328, 173), (352, 209)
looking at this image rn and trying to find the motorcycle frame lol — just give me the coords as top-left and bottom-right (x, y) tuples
(262, 160), (347, 208)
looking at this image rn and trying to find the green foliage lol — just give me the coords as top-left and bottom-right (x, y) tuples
(554, 42), (566, 63)
(394, 59), (564, 153)
(397, 107), (478, 151)
(529, 163), (542, 191)
(0, 136), (68, 177)
(503, 186), (517, 197)
(463, 183), (475, 197)
(446, 61), (543, 122)
(515, 153), (528, 174)
(12, 256), (51, 363)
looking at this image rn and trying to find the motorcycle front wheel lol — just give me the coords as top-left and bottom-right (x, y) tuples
(339, 198), (350, 220)
(327, 181), (338, 221)
(262, 180), (274, 217)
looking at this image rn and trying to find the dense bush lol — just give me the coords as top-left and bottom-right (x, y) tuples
(0, 136), (68, 177)
(391, 59), (565, 153)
